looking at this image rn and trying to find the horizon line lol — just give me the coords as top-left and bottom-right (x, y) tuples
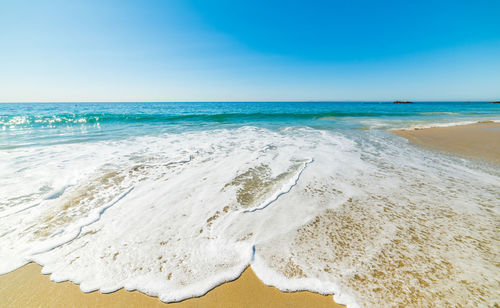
(0, 100), (498, 104)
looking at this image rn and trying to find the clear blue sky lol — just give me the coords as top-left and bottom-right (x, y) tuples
(1, 0), (499, 101)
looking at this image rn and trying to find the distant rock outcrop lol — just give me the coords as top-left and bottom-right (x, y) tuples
(491, 101), (500, 104)
(393, 101), (413, 104)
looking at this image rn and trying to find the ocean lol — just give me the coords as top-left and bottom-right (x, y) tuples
(1, 102), (499, 307)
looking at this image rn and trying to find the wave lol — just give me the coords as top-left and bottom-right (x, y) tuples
(1, 127), (499, 307)
(0, 111), (429, 128)
(395, 119), (500, 130)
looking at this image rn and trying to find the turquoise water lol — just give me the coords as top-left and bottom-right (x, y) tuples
(1, 102), (499, 149)
(1, 102), (499, 307)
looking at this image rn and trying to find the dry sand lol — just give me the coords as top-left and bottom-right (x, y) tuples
(0, 263), (343, 308)
(394, 122), (500, 164)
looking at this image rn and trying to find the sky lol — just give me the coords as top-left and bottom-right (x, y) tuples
(0, 0), (499, 102)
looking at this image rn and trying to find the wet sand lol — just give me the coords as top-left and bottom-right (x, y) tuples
(394, 122), (500, 164)
(0, 263), (343, 308)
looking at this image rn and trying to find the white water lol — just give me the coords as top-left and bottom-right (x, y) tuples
(1, 126), (499, 307)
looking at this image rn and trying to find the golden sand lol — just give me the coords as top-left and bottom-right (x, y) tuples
(394, 122), (500, 163)
(0, 263), (343, 308)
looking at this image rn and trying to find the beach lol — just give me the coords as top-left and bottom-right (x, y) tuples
(1, 121), (498, 307)
(394, 122), (500, 163)
(1, 102), (499, 307)
(2, 0), (500, 305)
(0, 263), (342, 308)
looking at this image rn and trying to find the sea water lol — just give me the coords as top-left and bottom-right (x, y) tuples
(1, 102), (499, 307)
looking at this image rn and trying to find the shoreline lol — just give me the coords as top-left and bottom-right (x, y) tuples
(393, 121), (500, 164)
(396, 119), (499, 130)
(0, 262), (344, 308)
(2, 121), (498, 307)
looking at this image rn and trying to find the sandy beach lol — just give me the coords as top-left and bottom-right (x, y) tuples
(394, 122), (500, 163)
(2, 0), (500, 304)
(1, 121), (498, 307)
(0, 263), (343, 308)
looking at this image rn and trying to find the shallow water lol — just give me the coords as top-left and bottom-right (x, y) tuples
(1, 102), (499, 307)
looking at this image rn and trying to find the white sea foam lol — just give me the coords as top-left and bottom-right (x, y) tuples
(0, 126), (499, 307)
(358, 118), (500, 130)
(396, 119), (500, 130)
